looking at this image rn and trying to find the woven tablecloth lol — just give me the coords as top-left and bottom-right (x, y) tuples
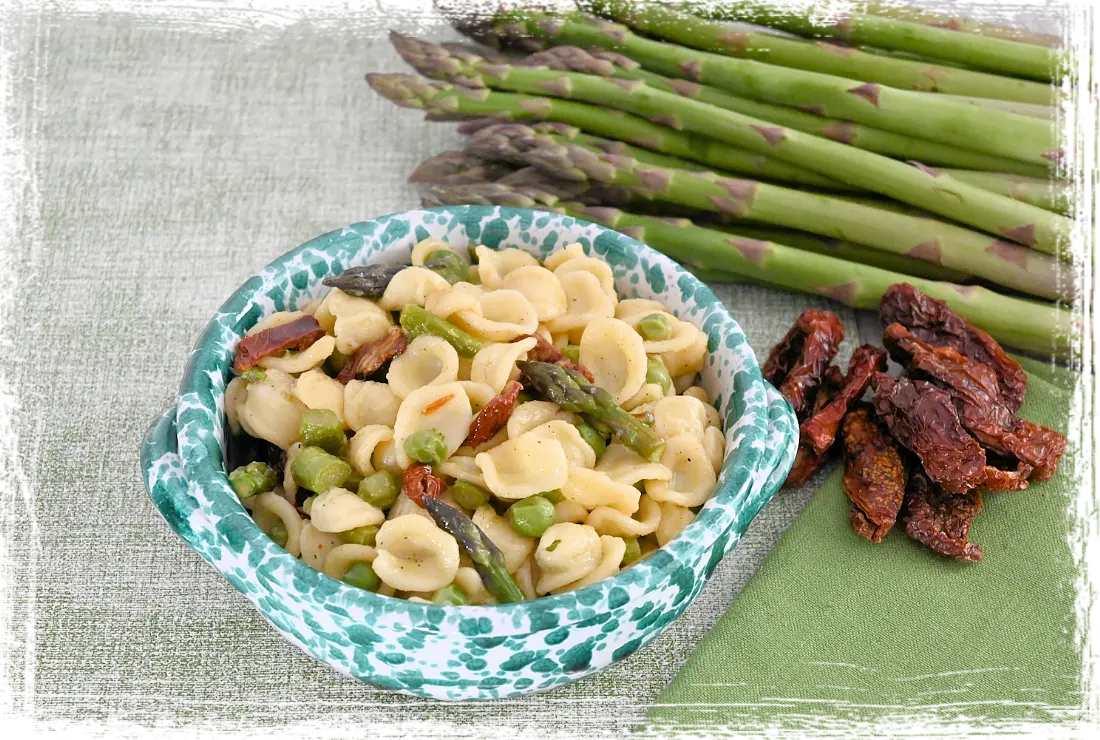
(2, 2), (1063, 736)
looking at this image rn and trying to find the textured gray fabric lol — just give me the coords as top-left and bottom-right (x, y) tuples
(4, 1), (1060, 735)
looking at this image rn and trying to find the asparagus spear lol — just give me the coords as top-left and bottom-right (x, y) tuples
(423, 497), (525, 603)
(407, 149), (515, 185)
(384, 39), (1071, 256)
(856, 0), (1062, 49)
(399, 304), (482, 357)
(915, 93), (1055, 121)
(516, 361), (666, 462)
(666, 0), (1063, 80)
(945, 171), (1072, 216)
(521, 46), (1051, 177)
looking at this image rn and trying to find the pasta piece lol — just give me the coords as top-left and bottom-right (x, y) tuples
(498, 265), (567, 322)
(562, 468), (641, 515)
(623, 310), (699, 355)
(475, 245), (538, 288)
(476, 433), (569, 500)
(245, 310), (308, 336)
(653, 395), (710, 442)
(387, 492), (432, 522)
(310, 487), (385, 532)
(682, 386), (710, 404)
(595, 444), (672, 487)
(371, 438), (403, 475)
(425, 281), (483, 321)
(472, 505), (535, 573)
(553, 535), (626, 593)
(344, 380), (401, 431)
(322, 544), (377, 580)
(379, 266), (450, 311)
(646, 434), (718, 507)
(514, 558), (538, 601)
(237, 368), (305, 449)
(553, 255), (616, 301)
(458, 381), (496, 411)
(386, 335), (460, 399)
(372, 515), (460, 592)
(454, 566), (497, 605)
(300, 297), (323, 316)
(392, 382), (473, 468)
(526, 420), (597, 469)
(454, 289), (539, 342)
(470, 337), (538, 394)
(673, 373), (698, 395)
(662, 330), (708, 378)
(252, 492), (304, 557)
(283, 442), (303, 500)
(615, 299), (666, 323)
(292, 368), (346, 426)
(554, 499), (589, 524)
(224, 376), (249, 436)
(702, 403), (722, 429)
(544, 271), (615, 335)
(333, 300), (393, 356)
(347, 425), (394, 477)
(543, 242), (585, 271)
(704, 425), (727, 475)
(411, 236), (466, 266)
(655, 501), (695, 546)
(586, 494), (662, 538)
(579, 318), (648, 405)
(298, 522), (343, 568)
(455, 427), (508, 457)
(506, 401), (577, 440)
(257, 334), (335, 375)
(436, 455), (487, 491)
(622, 383), (666, 411)
(315, 288), (374, 332)
(534, 523), (602, 593)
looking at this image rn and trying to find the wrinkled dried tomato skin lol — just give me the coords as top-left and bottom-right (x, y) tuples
(871, 373), (987, 495)
(234, 315), (326, 373)
(802, 344), (888, 456)
(884, 323), (1066, 482)
(464, 380), (523, 448)
(903, 469), (984, 562)
(524, 334), (594, 382)
(336, 328), (408, 384)
(763, 310), (845, 419)
(841, 405), (906, 543)
(403, 463), (446, 508)
(880, 283), (1027, 412)
(783, 366), (843, 488)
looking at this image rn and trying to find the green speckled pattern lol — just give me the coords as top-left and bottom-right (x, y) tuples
(140, 206), (798, 700)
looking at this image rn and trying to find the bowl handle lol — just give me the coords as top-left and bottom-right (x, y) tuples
(140, 406), (204, 548)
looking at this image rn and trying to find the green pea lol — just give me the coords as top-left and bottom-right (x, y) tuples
(239, 368), (267, 384)
(431, 583), (470, 606)
(342, 561), (381, 591)
(403, 428), (448, 465)
(540, 489), (563, 504)
(645, 356), (673, 395)
(575, 423), (606, 460)
(358, 470), (400, 509)
(268, 520), (288, 548)
(451, 480), (491, 510)
(339, 524), (379, 546)
(344, 471), (364, 492)
(507, 495), (555, 538)
(560, 344), (581, 363)
(621, 537), (642, 566)
(637, 313), (674, 341)
(301, 494), (317, 515)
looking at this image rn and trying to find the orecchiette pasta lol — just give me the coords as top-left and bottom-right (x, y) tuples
(454, 566), (497, 605)
(372, 515), (460, 592)
(646, 434), (719, 507)
(586, 495), (662, 538)
(554, 535), (626, 593)
(595, 444), (672, 487)
(535, 523), (602, 593)
(322, 544), (377, 580)
(525, 420), (597, 469)
(411, 236), (464, 266)
(435, 455), (487, 491)
(475, 245), (538, 287)
(623, 383), (668, 411)
(704, 425), (727, 475)
(237, 368), (305, 449)
(283, 442), (303, 500)
(476, 433), (569, 499)
(506, 401), (577, 440)
(554, 499), (590, 524)
(562, 468), (641, 515)
(472, 505), (535, 573)
(257, 334), (335, 374)
(655, 501), (695, 546)
(392, 382), (473, 468)
(425, 281), (483, 321)
(579, 318), (648, 405)
(347, 425), (395, 477)
(470, 337), (537, 393)
(246, 310), (307, 336)
(292, 368), (346, 426)
(387, 335), (460, 399)
(514, 558), (538, 601)
(544, 271), (615, 335)
(454, 289), (539, 342)
(309, 487), (385, 532)
(662, 330), (709, 378)
(542, 241), (585, 271)
(553, 255), (616, 301)
(344, 380), (401, 431)
(498, 265), (567, 322)
(379, 266), (450, 311)
(224, 376), (249, 435)
(653, 395), (710, 442)
(298, 522), (343, 569)
(252, 492), (303, 558)
(615, 298), (666, 322)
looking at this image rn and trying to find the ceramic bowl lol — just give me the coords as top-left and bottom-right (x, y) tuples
(140, 206), (798, 700)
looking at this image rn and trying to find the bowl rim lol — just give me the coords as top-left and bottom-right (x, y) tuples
(170, 205), (781, 634)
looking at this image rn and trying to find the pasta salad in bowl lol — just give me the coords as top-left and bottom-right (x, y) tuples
(141, 206), (798, 699)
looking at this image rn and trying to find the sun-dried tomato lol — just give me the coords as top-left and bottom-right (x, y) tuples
(336, 328), (408, 384)
(783, 365), (843, 488)
(802, 344), (888, 456)
(524, 333), (595, 382)
(884, 322), (1066, 482)
(880, 283), (1027, 412)
(903, 469), (984, 562)
(761, 310), (845, 420)
(871, 373), (987, 495)
(464, 380), (523, 449)
(403, 463), (446, 508)
(841, 404), (907, 543)
(234, 315), (326, 373)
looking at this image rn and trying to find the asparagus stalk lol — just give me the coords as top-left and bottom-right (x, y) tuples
(915, 93), (1055, 120)
(945, 171), (1072, 216)
(522, 46), (1051, 177)
(382, 41), (1071, 256)
(856, 1), (1062, 49)
(407, 149), (515, 185)
(663, 0), (1062, 81)
(423, 497), (525, 603)
(517, 361), (666, 461)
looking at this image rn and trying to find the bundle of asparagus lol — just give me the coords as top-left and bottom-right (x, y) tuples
(364, 0), (1077, 358)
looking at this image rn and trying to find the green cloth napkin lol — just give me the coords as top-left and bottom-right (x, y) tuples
(646, 358), (1082, 731)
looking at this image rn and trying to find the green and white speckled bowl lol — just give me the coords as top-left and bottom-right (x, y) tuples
(140, 206), (798, 700)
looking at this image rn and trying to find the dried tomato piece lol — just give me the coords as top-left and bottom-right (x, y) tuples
(884, 323), (1066, 482)
(234, 315), (326, 373)
(841, 404), (906, 543)
(871, 373), (987, 495)
(403, 463), (446, 508)
(523, 333), (595, 382)
(880, 283), (1027, 412)
(801, 344), (888, 456)
(761, 310), (845, 420)
(336, 328), (408, 384)
(464, 380), (523, 449)
(903, 469), (984, 562)
(783, 366), (843, 488)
